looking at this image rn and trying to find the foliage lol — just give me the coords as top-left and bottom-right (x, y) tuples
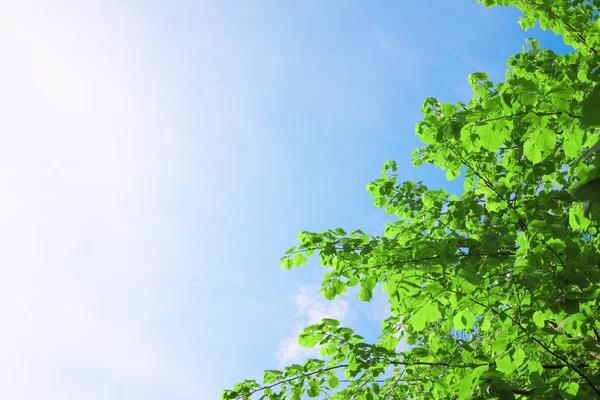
(224, 0), (600, 398)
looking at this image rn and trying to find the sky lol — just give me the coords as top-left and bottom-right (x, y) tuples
(0, 1), (575, 399)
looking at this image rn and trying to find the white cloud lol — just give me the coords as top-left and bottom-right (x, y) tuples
(0, 2), (199, 398)
(276, 285), (350, 367)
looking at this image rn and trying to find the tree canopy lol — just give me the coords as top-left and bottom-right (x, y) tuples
(223, 0), (600, 398)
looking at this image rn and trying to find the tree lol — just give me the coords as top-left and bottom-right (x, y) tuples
(223, 0), (600, 398)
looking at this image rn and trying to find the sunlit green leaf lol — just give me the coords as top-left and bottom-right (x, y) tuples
(496, 354), (515, 374)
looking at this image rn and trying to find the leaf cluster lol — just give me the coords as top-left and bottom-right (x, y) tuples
(224, 1), (600, 398)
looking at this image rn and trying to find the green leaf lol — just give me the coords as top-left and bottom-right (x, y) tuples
(331, 280), (347, 296)
(284, 246), (296, 255)
(411, 310), (426, 332)
(469, 72), (490, 97)
(328, 375), (340, 388)
(519, 92), (537, 105)
(358, 286), (373, 302)
(563, 127), (584, 159)
(293, 252), (308, 267)
(477, 123), (505, 152)
(496, 354), (515, 375)
(358, 277), (376, 302)
(532, 129), (556, 152)
(307, 380), (320, 398)
(526, 38), (539, 50)
(453, 312), (467, 330)
(561, 298), (580, 314)
(334, 228), (347, 236)
(569, 202), (591, 230)
(320, 343), (336, 356)
(281, 257), (294, 270)
(322, 286), (336, 301)
(560, 381), (579, 397)
(446, 168), (460, 181)
(524, 129), (555, 164)
(380, 335), (399, 351)
(555, 98), (570, 112)
(460, 270), (481, 286)
(581, 84), (600, 127)
(458, 374), (474, 399)
(321, 318), (340, 327)
(298, 332), (324, 348)
(533, 311), (546, 328)
(347, 275), (359, 287)
(512, 347), (525, 366)
(582, 339), (600, 353)
(523, 140), (542, 164)
(460, 124), (480, 151)
(440, 103), (456, 117)
(518, 15), (536, 30)
(423, 302), (441, 322)
(493, 335), (509, 355)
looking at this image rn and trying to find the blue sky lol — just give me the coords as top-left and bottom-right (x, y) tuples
(0, 1), (575, 399)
